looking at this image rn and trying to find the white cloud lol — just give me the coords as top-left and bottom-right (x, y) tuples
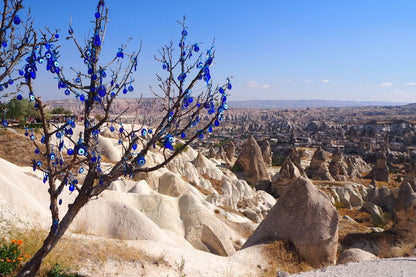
(247, 80), (270, 89)
(304, 79), (314, 84)
(321, 78), (330, 83)
(284, 80), (294, 84)
(404, 82), (416, 86)
(381, 89), (416, 103)
(247, 80), (258, 88)
(380, 82), (392, 87)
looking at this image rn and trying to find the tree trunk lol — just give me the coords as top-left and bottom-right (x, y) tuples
(16, 193), (89, 277)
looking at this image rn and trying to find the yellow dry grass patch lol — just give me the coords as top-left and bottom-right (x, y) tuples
(2, 227), (145, 276)
(262, 241), (314, 276)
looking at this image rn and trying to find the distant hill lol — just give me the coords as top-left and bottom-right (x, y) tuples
(228, 99), (408, 109)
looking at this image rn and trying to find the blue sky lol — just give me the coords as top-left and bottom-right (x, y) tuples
(23, 0), (416, 103)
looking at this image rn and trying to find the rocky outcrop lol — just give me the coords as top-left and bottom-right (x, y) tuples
(332, 183), (364, 209)
(344, 155), (372, 179)
(364, 184), (395, 213)
(337, 248), (378, 264)
(259, 139), (272, 167)
(329, 148), (349, 181)
(306, 147), (334, 181)
(361, 202), (385, 226)
(242, 177), (338, 266)
(224, 141), (236, 163)
(365, 151), (389, 182)
(392, 182), (416, 234)
(234, 136), (270, 184)
(271, 158), (303, 196)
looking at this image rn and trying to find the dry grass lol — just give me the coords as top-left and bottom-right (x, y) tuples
(1, 226), (145, 276)
(0, 129), (43, 166)
(201, 174), (224, 195)
(262, 241), (314, 276)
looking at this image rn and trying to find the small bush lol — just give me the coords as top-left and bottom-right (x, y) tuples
(47, 263), (77, 277)
(0, 238), (30, 276)
(231, 163), (243, 172)
(334, 201), (345, 210)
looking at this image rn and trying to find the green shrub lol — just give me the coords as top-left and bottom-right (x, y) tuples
(47, 263), (77, 277)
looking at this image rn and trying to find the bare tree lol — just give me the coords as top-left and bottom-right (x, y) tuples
(0, 0), (57, 125)
(17, 1), (231, 276)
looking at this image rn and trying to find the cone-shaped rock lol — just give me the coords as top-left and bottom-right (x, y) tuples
(306, 146), (334, 181)
(259, 139), (272, 167)
(234, 136), (270, 184)
(224, 141), (236, 163)
(365, 151), (389, 182)
(242, 176), (338, 266)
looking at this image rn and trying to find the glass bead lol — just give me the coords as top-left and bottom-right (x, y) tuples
(219, 87), (224, 94)
(97, 85), (106, 97)
(141, 128), (147, 136)
(64, 89), (70, 96)
(56, 132), (62, 138)
(193, 44), (199, 52)
(29, 93), (35, 101)
(59, 199), (62, 205)
(13, 16), (21, 25)
(30, 134), (35, 140)
(128, 85), (134, 91)
(77, 146), (86, 156)
(198, 133), (204, 140)
(182, 30), (188, 36)
(214, 120), (220, 126)
(227, 83), (232, 90)
(2, 120), (8, 127)
(109, 126), (115, 132)
(49, 153), (56, 160)
(148, 129), (153, 134)
(19, 69), (24, 76)
(137, 156), (146, 166)
(35, 149), (40, 154)
(16, 94), (22, 100)
(67, 148), (74, 155)
(2, 41), (7, 47)
(95, 12), (100, 18)
(119, 127), (124, 133)
(69, 183), (75, 192)
(75, 77), (81, 83)
(132, 143), (137, 150)
(79, 94), (85, 101)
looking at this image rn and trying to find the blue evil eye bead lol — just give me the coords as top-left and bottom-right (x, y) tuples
(8, 79), (13, 85)
(208, 126), (213, 133)
(55, 132), (62, 138)
(30, 134), (35, 140)
(97, 85), (106, 97)
(49, 153), (56, 160)
(181, 132), (186, 138)
(19, 69), (24, 76)
(100, 70), (106, 78)
(132, 143), (137, 150)
(219, 87), (224, 94)
(116, 48), (124, 58)
(214, 120), (220, 127)
(123, 86), (128, 94)
(29, 93), (35, 101)
(67, 148), (74, 155)
(95, 12), (100, 18)
(91, 156), (97, 162)
(55, 33), (59, 38)
(13, 16), (21, 25)
(109, 125), (115, 132)
(2, 120), (8, 127)
(75, 77), (81, 83)
(187, 96), (193, 103)
(193, 44), (199, 52)
(43, 173), (48, 183)
(119, 126), (124, 133)
(16, 94), (22, 100)
(128, 85), (134, 92)
(223, 104), (228, 110)
(137, 156), (146, 166)
(77, 145), (86, 156)
(162, 63), (169, 70)
(227, 83), (232, 90)
(141, 128), (147, 136)
(69, 183), (75, 192)
(182, 29), (188, 36)
(79, 94), (85, 101)
(2, 40), (7, 47)
(64, 89), (70, 96)
(78, 167), (84, 173)
(68, 27), (73, 34)
(35, 149), (40, 154)
(198, 133), (204, 140)
(36, 161), (42, 167)
(59, 199), (62, 205)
